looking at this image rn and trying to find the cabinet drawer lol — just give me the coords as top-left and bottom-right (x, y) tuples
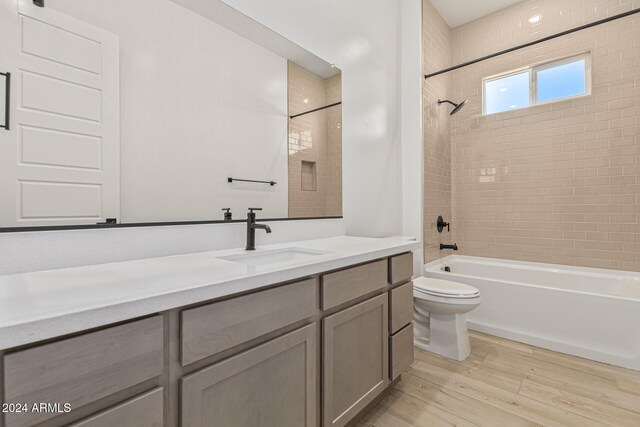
(70, 388), (163, 427)
(389, 252), (413, 286)
(321, 260), (387, 310)
(390, 323), (414, 380)
(181, 324), (317, 427)
(3, 316), (164, 427)
(181, 279), (317, 366)
(389, 281), (414, 334)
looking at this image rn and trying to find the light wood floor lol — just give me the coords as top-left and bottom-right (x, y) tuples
(356, 331), (640, 427)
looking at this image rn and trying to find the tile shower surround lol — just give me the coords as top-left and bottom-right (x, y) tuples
(423, 0), (453, 263)
(423, 0), (640, 271)
(288, 62), (342, 218)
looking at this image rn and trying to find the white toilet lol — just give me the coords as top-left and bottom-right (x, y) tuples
(413, 276), (481, 361)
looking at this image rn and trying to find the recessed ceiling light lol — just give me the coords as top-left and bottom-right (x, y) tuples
(303, 98), (309, 104)
(499, 88), (508, 92)
(510, 104), (517, 109)
(529, 14), (541, 24)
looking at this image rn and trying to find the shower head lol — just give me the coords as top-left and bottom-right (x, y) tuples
(438, 99), (468, 116)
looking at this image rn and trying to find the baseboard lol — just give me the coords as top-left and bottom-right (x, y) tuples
(468, 321), (639, 371)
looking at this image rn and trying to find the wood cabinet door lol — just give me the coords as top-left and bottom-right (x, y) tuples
(322, 294), (389, 427)
(181, 324), (317, 427)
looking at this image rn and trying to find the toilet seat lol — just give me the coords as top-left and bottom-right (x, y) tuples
(413, 277), (479, 299)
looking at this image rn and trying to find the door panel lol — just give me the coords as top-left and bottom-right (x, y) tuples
(20, 180), (101, 219)
(323, 294), (389, 427)
(20, 14), (103, 74)
(20, 125), (102, 169)
(20, 70), (102, 121)
(0, 0), (119, 226)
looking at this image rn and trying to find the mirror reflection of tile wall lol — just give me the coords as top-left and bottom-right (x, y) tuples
(288, 62), (342, 218)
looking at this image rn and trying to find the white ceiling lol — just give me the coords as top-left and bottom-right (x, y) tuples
(172, 0), (339, 78)
(431, 0), (524, 28)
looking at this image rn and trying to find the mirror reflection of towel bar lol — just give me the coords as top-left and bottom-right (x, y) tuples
(0, 72), (10, 131)
(228, 177), (277, 186)
(289, 101), (341, 119)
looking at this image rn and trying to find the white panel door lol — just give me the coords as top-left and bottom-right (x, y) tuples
(0, 0), (119, 227)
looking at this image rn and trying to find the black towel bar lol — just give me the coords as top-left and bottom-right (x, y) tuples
(228, 177), (276, 186)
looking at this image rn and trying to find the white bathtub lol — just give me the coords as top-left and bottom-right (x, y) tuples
(424, 255), (640, 371)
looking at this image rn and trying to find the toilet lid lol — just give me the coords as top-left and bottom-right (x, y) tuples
(414, 277), (479, 298)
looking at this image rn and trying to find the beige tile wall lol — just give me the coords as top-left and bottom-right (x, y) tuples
(451, 0), (640, 64)
(423, 0), (640, 271)
(423, 0), (454, 263)
(288, 62), (343, 217)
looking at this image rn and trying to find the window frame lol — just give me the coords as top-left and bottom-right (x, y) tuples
(482, 68), (531, 116)
(482, 53), (592, 116)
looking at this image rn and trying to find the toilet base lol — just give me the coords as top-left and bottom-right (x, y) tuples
(413, 309), (471, 361)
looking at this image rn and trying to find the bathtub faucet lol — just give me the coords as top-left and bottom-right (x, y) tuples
(440, 243), (458, 251)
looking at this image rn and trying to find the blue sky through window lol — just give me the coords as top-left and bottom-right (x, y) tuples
(484, 71), (530, 115)
(537, 59), (586, 103)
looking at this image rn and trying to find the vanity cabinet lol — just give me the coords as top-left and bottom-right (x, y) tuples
(2, 316), (164, 427)
(70, 388), (164, 427)
(0, 251), (415, 427)
(322, 294), (389, 427)
(181, 324), (317, 427)
(387, 254), (415, 381)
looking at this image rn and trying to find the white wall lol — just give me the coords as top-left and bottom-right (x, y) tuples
(47, 0), (289, 221)
(400, 0), (425, 275)
(220, 0), (405, 238)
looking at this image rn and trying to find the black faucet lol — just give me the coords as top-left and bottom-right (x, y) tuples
(440, 243), (458, 251)
(246, 208), (271, 250)
(437, 216), (450, 233)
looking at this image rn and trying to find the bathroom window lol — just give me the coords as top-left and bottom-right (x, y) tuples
(484, 70), (531, 115)
(483, 54), (590, 115)
(534, 56), (589, 103)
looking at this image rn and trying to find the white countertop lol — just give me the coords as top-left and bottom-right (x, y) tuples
(0, 236), (419, 350)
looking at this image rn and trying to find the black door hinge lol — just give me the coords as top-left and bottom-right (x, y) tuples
(97, 218), (117, 226)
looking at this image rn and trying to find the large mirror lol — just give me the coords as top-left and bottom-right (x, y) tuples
(0, 0), (341, 229)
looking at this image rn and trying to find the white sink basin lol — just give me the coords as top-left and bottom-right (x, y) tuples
(218, 248), (333, 267)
